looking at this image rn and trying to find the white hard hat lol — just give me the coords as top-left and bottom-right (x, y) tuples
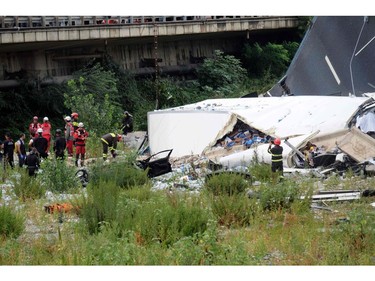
(78, 122), (84, 128)
(65, 116), (71, 121)
(37, 128), (43, 133)
(43, 117), (49, 121)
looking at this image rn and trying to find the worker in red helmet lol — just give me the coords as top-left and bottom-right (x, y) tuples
(71, 112), (79, 132)
(28, 116), (41, 138)
(268, 137), (284, 178)
(101, 133), (121, 160)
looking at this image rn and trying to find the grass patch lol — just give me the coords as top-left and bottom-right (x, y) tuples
(205, 172), (250, 196)
(2, 162), (375, 265)
(39, 158), (81, 193)
(12, 169), (46, 201)
(0, 205), (25, 239)
(90, 160), (149, 189)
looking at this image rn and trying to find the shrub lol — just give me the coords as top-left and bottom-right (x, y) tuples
(12, 169), (46, 201)
(122, 185), (152, 202)
(209, 193), (258, 227)
(85, 134), (102, 159)
(39, 158), (81, 193)
(248, 163), (274, 182)
(170, 219), (220, 265)
(117, 193), (211, 247)
(0, 205), (25, 239)
(90, 161), (149, 189)
(80, 180), (120, 235)
(336, 207), (375, 254)
(259, 181), (301, 211)
(205, 172), (250, 196)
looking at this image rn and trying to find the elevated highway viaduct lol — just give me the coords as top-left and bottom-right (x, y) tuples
(0, 16), (300, 88)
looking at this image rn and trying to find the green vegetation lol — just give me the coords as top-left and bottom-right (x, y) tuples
(0, 205), (24, 239)
(39, 158), (81, 193)
(89, 161), (149, 188)
(5, 20), (372, 266)
(12, 169), (46, 201)
(1, 156), (374, 265)
(205, 172), (250, 196)
(0, 34), (301, 137)
(63, 63), (123, 137)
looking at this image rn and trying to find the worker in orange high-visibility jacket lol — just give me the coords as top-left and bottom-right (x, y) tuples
(73, 122), (89, 167)
(41, 117), (52, 152)
(101, 133), (122, 160)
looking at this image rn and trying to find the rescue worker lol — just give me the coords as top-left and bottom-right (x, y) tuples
(3, 132), (15, 169)
(25, 147), (40, 177)
(41, 116), (52, 152)
(121, 111), (133, 135)
(15, 133), (27, 167)
(71, 112), (79, 132)
(53, 129), (66, 160)
(64, 116), (74, 157)
(30, 128), (48, 159)
(267, 138), (284, 178)
(101, 133), (122, 160)
(28, 116), (41, 138)
(73, 122), (89, 167)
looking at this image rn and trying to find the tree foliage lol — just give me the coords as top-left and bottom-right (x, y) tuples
(0, 83), (66, 138)
(0, 33), (302, 137)
(242, 42), (299, 79)
(64, 64), (122, 136)
(91, 54), (143, 112)
(196, 50), (247, 96)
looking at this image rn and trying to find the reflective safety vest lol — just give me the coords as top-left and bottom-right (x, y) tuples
(101, 133), (117, 149)
(268, 145), (283, 162)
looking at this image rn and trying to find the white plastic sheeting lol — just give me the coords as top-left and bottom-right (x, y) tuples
(148, 95), (373, 158)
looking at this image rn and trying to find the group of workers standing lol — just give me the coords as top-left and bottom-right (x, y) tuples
(1, 111), (133, 177)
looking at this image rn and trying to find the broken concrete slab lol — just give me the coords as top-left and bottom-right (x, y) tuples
(335, 127), (375, 162)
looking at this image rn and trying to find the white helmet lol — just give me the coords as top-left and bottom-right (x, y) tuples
(78, 122), (84, 128)
(65, 116), (71, 122)
(37, 128), (43, 133)
(43, 117), (49, 121)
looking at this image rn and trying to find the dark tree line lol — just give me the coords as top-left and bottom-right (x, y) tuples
(0, 37), (302, 139)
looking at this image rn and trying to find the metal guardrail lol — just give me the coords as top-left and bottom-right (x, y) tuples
(0, 16), (276, 30)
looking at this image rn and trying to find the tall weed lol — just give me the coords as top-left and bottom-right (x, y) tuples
(12, 169), (45, 201)
(205, 173), (250, 196)
(259, 181), (302, 211)
(0, 205), (25, 239)
(121, 193), (211, 246)
(90, 160), (149, 189)
(80, 180), (120, 235)
(335, 207), (375, 258)
(248, 162), (274, 182)
(39, 158), (81, 193)
(208, 193), (259, 227)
